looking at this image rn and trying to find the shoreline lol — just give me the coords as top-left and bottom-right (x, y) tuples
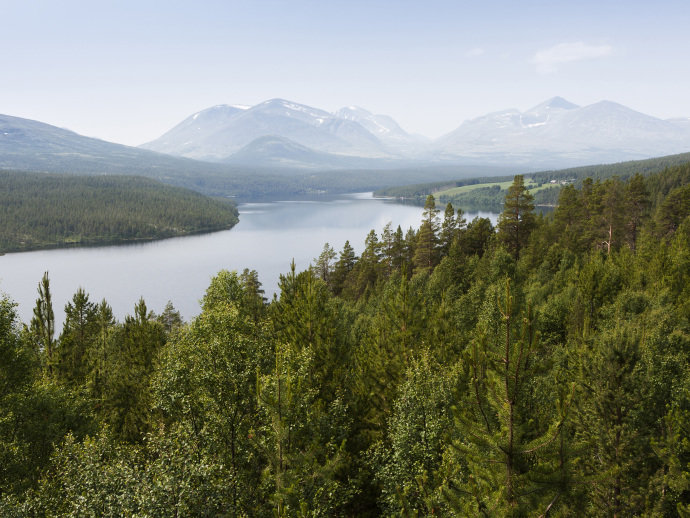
(0, 222), (238, 255)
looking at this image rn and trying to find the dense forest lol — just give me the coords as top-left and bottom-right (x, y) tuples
(1, 164), (689, 516)
(375, 152), (690, 210)
(0, 172), (239, 252)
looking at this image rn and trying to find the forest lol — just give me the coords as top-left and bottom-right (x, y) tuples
(0, 172), (239, 252)
(375, 152), (690, 210)
(0, 163), (689, 516)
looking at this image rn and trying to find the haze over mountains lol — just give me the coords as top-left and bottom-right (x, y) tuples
(0, 113), (230, 177)
(139, 99), (419, 165)
(141, 97), (690, 168)
(1, 97), (689, 178)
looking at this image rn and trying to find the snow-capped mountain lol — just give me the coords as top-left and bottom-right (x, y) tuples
(141, 99), (398, 161)
(139, 96), (690, 168)
(435, 97), (690, 165)
(335, 105), (429, 154)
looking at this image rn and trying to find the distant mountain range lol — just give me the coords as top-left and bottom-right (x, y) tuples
(1, 97), (689, 180)
(141, 97), (690, 168)
(139, 99), (429, 169)
(0, 112), (506, 199)
(434, 97), (690, 165)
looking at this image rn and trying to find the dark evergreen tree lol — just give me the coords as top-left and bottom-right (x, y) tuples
(331, 240), (357, 296)
(462, 217), (494, 257)
(156, 300), (183, 334)
(447, 280), (572, 516)
(84, 298), (117, 411)
(598, 178), (626, 255)
(624, 173), (650, 251)
(497, 175), (536, 260)
(413, 195), (440, 273)
(439, 202), (457, 258)
(390, 225), (406, 272)
(351, 230), (381, 297)
(29, 272), (55, 376)
(379, 222), (395, 278)
(102, 298), (166, 442)
(239, 268), (267, 323)
(57, 288), (98, 387)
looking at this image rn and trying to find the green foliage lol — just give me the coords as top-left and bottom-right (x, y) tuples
(29, 272), (55, 376)
(153, 270), (272, 515)
(98, 298), (166, 443)
(57, 288), (98, 387)
(1, 164), (690, 516)
(497, 175), (536, 260)
(0, 172), (239, 252)
(413, 195), (441, 273)
(9, 426), (233, 517)
(372, 352), (456, 516)
(447, 280), (571, 516)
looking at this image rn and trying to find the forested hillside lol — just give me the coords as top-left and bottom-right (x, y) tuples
(0, 172), (239, 252)
(375, 151), (690, 210)
(1, 164), (689, 516)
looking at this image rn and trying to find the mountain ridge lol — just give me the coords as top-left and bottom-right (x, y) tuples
(2, 96), (690, 175)
(141, 96), (690, 168)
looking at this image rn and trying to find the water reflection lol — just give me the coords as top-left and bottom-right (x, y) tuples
(0, 193), (498, 328)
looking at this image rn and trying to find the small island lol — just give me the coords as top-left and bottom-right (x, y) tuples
(0, 172), (239, 253)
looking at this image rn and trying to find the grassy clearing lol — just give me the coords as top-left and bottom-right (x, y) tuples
(433, 177), (557, 198)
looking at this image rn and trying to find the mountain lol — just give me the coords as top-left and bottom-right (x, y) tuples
(0, 112), (481, 199)
(4, 97), (690, 182)
(145, 96), (690, 169)
(435, 97), (690, 166)
(141, 99), (397, 162)
(224, 135), (387, 169)
(334, 106), (428, 154)
(0, 112), (236, 178)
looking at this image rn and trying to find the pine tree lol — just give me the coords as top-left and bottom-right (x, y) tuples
(624, 174), (650, 252)
(103, 298), (166, 442)
(574, 322), (648, 516)
(598, 178), (626, 255)
(156, 300), (183, 333)
(353, 230), (381, 296)
(462, 217), (494, 257)
(554, 184), (586, 253)
(413, 195), (440, 273)
(331, 240), (357, 296)
(313, 242), (336, 285)
(380, 222), (395, 278)
(497, 175), (535, 260)
(391, 225), (406, 272)
(30, 271), (55, 376)
(439, 202), (458, 258)
(58, 288), (98, 386)
(447, 279), (571, 515)
(87, 299), (115, 404)
(239, 268), (266, 323)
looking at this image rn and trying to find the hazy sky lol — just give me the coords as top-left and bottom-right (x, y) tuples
(3, 0), (690, 146)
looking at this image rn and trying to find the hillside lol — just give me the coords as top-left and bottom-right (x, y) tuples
(0, 172), (239, 252)
(375, 151), (690, 208)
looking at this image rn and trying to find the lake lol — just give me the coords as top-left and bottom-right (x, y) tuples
(0, 193), (498, 328)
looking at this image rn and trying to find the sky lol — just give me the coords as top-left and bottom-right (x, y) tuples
(3, 0), (690, 146)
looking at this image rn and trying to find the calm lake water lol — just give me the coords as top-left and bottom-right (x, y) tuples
(0, 193), (498, 328)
